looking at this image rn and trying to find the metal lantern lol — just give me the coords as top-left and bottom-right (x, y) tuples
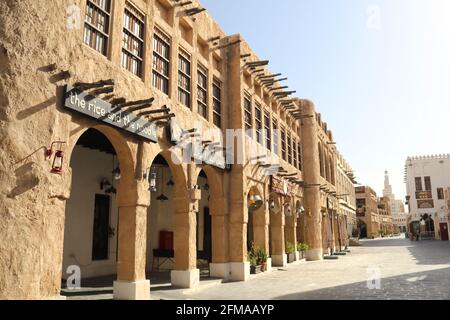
(50, 150), (64, 174)
(149, 171), (157, 192)
(248, 191), (263, 211)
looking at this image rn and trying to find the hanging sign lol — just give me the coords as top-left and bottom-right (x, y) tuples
(64, 85), (157, 142)
(271, 176), (297, 197)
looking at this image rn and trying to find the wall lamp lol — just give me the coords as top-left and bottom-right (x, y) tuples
(46, 141), (67, 174)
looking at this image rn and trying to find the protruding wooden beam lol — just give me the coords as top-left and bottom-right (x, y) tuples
(117, 97), (154, 108)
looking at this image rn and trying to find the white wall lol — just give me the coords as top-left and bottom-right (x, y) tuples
(405, 155), (450, 235)
(146, 169), (210, 272)
(62, 146), (119, 280)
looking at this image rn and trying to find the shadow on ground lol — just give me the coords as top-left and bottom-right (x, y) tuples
(359, 237), (450, 265)
(276, 267), (450, 300)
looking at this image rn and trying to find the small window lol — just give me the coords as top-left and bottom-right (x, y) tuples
(244, 94), (252, 136)
(178, 48), (191, 108)
(255, 103), (262, 144)
(121, 2), (145, 77)
(281, 128), (286, 161)
(297, 142), (302, 170)
(197, 65), (208, 119)
(293, 138), (298, 168)
(437, 188), (444, 200)
(84, 0), (111, 56)
(272, 120), (279, 156)
(264, 111), (271, 151)
(415, 177), (422, 192)
(424, 176), (432, 191)
(287, 134), (292, 164)
(152, 27), (170, 94)
(213, 79), (222, 128)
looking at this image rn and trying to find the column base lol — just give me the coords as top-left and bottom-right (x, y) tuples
(171, 269), (200, 289)
(265, 258), (273, 272)
(210, 263), (231, 280)
(230, 262), (250, 281)
(272, 254), (287, 267)
(306, 248), (323, 261)
(113, 280), (150, 300)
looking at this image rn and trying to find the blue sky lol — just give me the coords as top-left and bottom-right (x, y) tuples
(202, 0), (450, 200)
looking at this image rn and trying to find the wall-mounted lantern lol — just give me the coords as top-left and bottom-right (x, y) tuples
(46, 141), (66, 174)
(112, 166), (121, 180)
(248, 191), (263, 211)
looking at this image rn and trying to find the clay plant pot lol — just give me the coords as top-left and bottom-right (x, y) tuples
(261, 262), (267, 272)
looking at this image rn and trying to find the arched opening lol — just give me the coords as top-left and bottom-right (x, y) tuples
(420, 214), (435, 239)
(246, 186), (265, 258)
(357, 219), (367, 239)
(61, 127), (134, 297)
(146, 154), (177, 277)
(196, 169), (212, 275)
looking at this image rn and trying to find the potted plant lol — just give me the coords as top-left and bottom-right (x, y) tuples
(249, 255), (261, 274)
(256, 247), (268, 272)
(286, 242), (296, 263)
(248, 245), (265, 274)
(298, 242), (309, 259)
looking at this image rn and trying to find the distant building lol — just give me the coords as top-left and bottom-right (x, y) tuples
(405, 155), (450, 241)
(377, 197), (395, 234)
(335, 152), (357, 244)
(355, 186), (380, 238)
(383, 171), (407, 233)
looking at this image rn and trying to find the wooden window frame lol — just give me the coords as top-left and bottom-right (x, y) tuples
(152, 27), (171, 94)
(213, 78), (222, 128)
(121, 2), (145, 77)
(197, 65), (208, 119)
(83, 0), (112, 56)
(178, 48), (191, 108)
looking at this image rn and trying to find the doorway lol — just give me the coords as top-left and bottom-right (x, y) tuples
(200, 207), (212, 262)
(440, 223), (449, 241)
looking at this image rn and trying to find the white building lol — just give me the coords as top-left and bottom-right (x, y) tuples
(404, 155), (450, 241)
(383, 171), (407, 233)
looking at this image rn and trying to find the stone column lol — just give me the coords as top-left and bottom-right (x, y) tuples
(253, 205), (270, 253)
(300, 100), (323, 260)
(171, 196), (199, 288)
(270, 209), (287, 267)
(229, 197), (250, 281)
(209, 197), (231, 280)
(114, 204), (150, 300)
(285, 213), (298, 262)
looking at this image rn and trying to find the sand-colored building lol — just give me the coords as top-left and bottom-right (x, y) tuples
(377, 197), (395, 235)
(355, 186), (380, 238)
(0, 0), (356, 299)
(335, 152), (357, 247)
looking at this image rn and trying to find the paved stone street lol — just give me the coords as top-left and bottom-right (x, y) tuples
(65, 237), (450, 300)
(154, 237), (450, 300)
